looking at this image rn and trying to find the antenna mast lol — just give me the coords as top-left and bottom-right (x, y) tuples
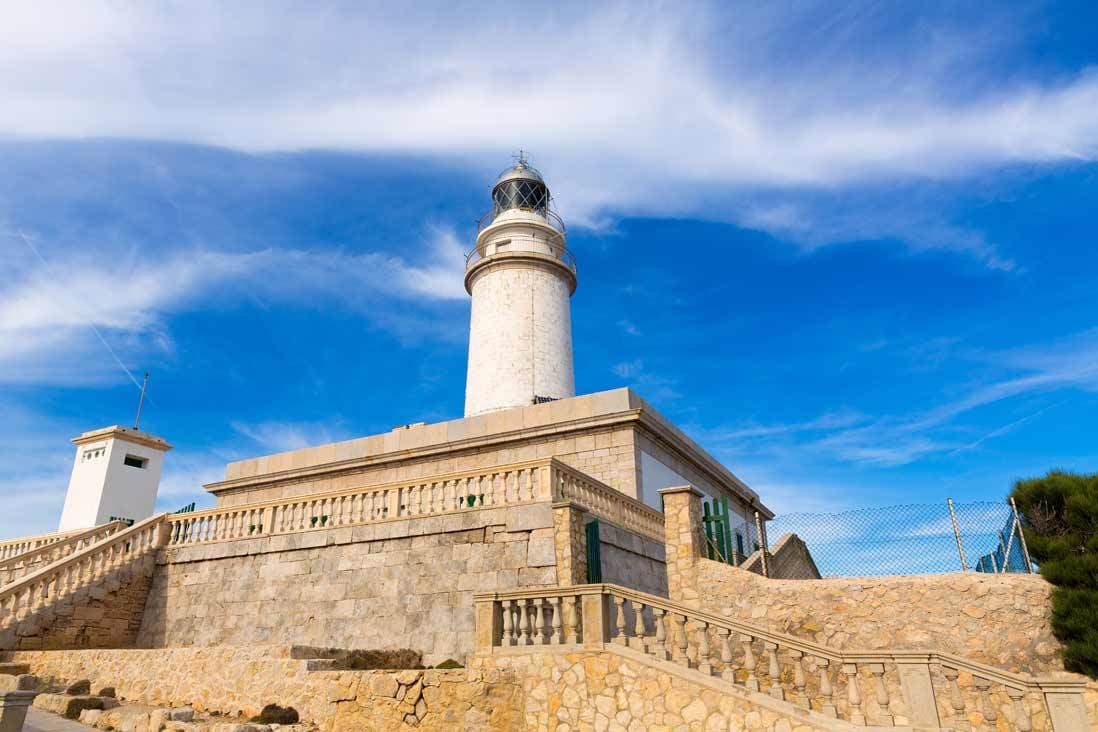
(134, 372), (149, 430)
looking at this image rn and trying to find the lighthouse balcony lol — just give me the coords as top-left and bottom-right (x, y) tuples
(476, 206), (566, 237)
(464, 241), (577, 274)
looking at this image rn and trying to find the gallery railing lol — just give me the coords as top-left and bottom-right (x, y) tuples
(0, 528), (88, 563)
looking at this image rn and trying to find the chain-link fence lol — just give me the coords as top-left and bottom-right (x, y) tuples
(758, 499), (1034, 577)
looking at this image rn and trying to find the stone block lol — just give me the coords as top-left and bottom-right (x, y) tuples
(526, 537), (556, 567)
(33, 693), (104, 719)
(505, 503), (553, 533)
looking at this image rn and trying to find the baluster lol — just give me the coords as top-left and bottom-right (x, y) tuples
(789, 650), (807, 707)
(868, 663), (892, 725)
(717, 627), (734, 682)
(550, 596), (563, 644)
(518, 600), (531, 645)
(740, 634), (760, 690)
(502, 600), (515, 646)
(697, 621), (712, 675)
(646, 607), (666, 659)
(532, 598), (546, 644)
(1005, 687), (1031, 732)
(612, 597), (627, 645)
(843, 663), (865, 725)
(565, 596), (579, 644)
(943, 667), (968, 731)
(675, 615), (690, 667)
(765, 642), (783, 699)
(631, 601), (647, 650)
(973, 677), (997, 725)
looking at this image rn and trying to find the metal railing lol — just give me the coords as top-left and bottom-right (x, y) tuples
(464, 241), (577, 274)
(476, 206), (566, 236)
(475, 583), (1085, 729)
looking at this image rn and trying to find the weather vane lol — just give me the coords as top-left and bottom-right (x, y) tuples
(513, 149), (530, 167)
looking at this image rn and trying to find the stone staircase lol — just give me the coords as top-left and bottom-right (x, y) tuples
(474, 583), (1092, 731)
(0, 514), (167, 650)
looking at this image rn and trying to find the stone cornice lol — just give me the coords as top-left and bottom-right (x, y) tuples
(205, 404), (771, 516)
(72, 425), (173, 452)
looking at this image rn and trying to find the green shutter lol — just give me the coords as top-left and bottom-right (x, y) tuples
(585, 519), (602, 583)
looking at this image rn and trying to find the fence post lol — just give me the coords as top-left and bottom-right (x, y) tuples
(754, 511), (769, 578)
(1009, 497), (1034, 574)
(946, 498), (968, 572)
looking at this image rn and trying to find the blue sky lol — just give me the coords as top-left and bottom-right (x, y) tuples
(1, 1), (1097, 538)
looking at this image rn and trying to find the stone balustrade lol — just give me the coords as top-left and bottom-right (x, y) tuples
(549, 461), (664, 541)
(0, 521), (128, 586)
(166, 458), (664, 546)
(474, 583), (1090, 731)
(0, 528), (86, 562)
(0, 514), (167, 638)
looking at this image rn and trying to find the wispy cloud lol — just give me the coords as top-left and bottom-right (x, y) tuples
(611, 358), (681, 401)
(1, 3), (1096, 264)
(702, 329), (1098, 468)
(0, 227), (466, 385)
(230, 420), (352, 453)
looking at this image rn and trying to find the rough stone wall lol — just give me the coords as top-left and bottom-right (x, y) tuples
(5, 556), (154, 652)
(661, 486), (703, 606)
(471, 648), (840, 731)
(3, 646), (524, 730)
(698, 560), (1063, 675)
(551, 504), (586, 586)
(137, 505), (558, 664)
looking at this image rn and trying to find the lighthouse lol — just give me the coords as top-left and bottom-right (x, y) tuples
(464, 157), (577, 416)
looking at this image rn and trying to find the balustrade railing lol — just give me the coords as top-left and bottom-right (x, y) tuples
(550, 462), (665, 541)
(166, 460), (556, 546)
(0, 521), (128, 586)
(0, 528), (87, 562)
(0, 514), (167, 635)
(166, 458), (666, 547)
(475, 584), (1086, 730)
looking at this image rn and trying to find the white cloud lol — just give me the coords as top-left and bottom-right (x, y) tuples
(230, 420), (351, 454)
(0, 228), (466, 385)
(0, 3), (1096, 263)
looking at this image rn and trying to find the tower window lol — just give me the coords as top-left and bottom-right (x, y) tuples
(123, 454), (148, 469)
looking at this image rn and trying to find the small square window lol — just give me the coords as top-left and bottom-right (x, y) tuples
(123, 455), (148, 469)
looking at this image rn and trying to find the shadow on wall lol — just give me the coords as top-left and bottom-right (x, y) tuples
(740, 533), (822, 580)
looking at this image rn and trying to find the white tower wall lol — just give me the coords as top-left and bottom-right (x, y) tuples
(465, 262), (575, 416)
(58, 426), (172, 531)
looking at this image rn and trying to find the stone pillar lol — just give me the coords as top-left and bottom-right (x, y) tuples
(473, 595), (501, 651)
(552, 502), (588, 586)
(580, 592), (608, 649)
(0, 674), (38, 732)
(659, 485), (704, 606)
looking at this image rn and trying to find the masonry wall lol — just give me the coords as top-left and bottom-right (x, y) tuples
(136, 505), (559, 664)
(595, 518), (667, 597)
(697, 559), (1063, 675)
(3, 645), (524, 730)
(4, 556), (155, 652)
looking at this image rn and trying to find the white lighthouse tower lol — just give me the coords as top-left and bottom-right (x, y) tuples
(464, 157), (577, 417)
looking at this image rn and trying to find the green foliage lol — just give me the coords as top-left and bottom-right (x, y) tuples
(1011, 470), (1098, 678)
(433, 659), (463, 669)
